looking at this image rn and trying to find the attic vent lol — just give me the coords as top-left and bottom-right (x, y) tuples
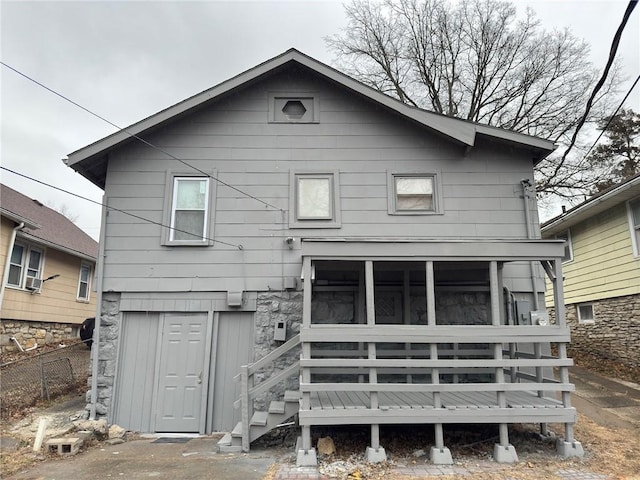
(282, 100), (307, 120)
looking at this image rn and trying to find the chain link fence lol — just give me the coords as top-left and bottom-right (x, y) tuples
(0, 341), (91, 419)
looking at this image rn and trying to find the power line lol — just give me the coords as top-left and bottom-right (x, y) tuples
(582, 74), (640, 160)
(1, 166), (244, 250)
(560, 0), (638, 163)
(0, 61), (283, 212)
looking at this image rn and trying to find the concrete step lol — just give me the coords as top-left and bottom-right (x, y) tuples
(217, 433), (242, 453)
(231, 422), (243, 438)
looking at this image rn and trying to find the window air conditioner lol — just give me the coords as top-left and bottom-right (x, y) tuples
(25, 277), (43, 291)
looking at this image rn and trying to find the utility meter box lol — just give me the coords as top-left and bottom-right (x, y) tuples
(274, 320), (287, 341)
(530, 311), (550, 326)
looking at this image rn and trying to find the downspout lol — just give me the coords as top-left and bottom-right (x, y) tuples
(0, 222), (25, 316)
(520, 179), (540, 310)
(89, 195), (108, 421)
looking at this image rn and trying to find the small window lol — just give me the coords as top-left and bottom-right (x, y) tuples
(628, 198), (640, 256)
(577, 303), (595, 324)
(388, 172), (441, 214)
(555, 230), (573, 263)
(77, 263), (92, 301)
(162, 172), (216, 246)
(289, 171), (341, 228)
(6, 243), (44, 289)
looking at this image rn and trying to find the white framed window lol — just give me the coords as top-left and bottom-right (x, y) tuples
(6, 242), (43, 289)
(627, 197), (640, 256)
(162, 172), (216, 246)
(387, 172), (442, 214)
(555, 230), (573, 263)
(289, 171), (341, 228)
(577, 303), (595, 324)
(77, 262), (92, 301)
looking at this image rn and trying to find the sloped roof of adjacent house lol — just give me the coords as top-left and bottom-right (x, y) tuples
(541, 173), (640, 237)
(65, 48), (556, 189)
(0, 184), (98, 260)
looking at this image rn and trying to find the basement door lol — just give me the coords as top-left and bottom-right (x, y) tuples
(154, 313), (211, 432)
(208, 312), (254, 432)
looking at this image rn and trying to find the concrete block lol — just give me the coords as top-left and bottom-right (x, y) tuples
(46, 437), (83, 456)
(365, 446), (387, 463)
(430, 446), (453, 465)
(493, 443), (518, 463)
(556, 439), (584, 458)
(296, 448), (318, 466)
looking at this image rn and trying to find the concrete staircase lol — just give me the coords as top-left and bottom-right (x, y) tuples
(217, 390), (300, 452)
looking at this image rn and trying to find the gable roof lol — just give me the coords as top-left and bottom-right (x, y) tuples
(541, 173), (640, 237)
(0, 184), (98, 260)
(65, 48), (556, 189)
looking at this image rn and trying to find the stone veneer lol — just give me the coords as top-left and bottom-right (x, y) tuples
(86, 292), (120, 419)
(548, 293), (640, 367)
(0, 320), (80, 354)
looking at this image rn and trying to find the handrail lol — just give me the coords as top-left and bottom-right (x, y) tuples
(234, 334), (301, 452)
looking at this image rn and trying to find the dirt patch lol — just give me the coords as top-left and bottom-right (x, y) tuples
(569, 348), (640, 385)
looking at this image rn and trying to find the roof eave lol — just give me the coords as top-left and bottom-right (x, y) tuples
(1, 208), (40, 230)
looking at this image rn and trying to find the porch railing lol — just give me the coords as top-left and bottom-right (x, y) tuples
(233, 333), (301, 451)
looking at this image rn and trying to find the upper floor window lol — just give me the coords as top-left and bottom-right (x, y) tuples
(388, 172), (442, 214)
(555, 230), (573, 263)
(7, 242), (43, 289)
(628, 198), (640, 256)
(77, 262), (92, 301)
(162, 172), (216, 246)
(289, 171), (341, 228)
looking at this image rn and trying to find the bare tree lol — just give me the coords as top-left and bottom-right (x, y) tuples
(327, 0), (621, 196)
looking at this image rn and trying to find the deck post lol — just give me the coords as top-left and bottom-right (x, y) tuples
(551, 259), (584, 458)
(297, 256), (317, 467)
(364, 261), (387, 463)
(426, 261), (453, 465)
(490, 261), (518, 463)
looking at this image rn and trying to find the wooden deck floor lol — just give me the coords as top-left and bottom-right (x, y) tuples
(310, 390), (564, 411)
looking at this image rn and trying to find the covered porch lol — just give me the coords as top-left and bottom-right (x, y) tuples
(296, 239), (583, 466)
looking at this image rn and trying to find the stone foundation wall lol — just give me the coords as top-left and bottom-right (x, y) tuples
(0, 320), (79, 354)
(548, 293), (640, 367)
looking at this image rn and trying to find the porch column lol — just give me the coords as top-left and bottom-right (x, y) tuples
(297, 255), (317, 466)
(552, 258), (584, 458)
(426, 260), (452, 465)
(364, 260), (386, 463)
(490, 261), (518, 463)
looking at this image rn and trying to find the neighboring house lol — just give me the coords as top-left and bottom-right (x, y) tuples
(542, 174), (640, 368)
(0, 184), (98, 353)
(65, 49), (582, 465)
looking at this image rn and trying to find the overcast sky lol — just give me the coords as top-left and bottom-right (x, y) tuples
(1, 0), (638, 240)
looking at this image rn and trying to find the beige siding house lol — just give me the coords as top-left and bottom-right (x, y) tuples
(542, 174), (640, 367)
(65, 49), (583, 465)
(0, 184), (98, 352)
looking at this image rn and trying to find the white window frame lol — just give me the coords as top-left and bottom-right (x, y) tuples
(161, 171), (217, 246)
(387, 172), (443, 215)
(555, 229), (574, 263)
(289, 171), (341, 229)
(77, 262), (92, 301)
(627, 197), (640, 257)
(6, 241), (44, 290)
(577, 303), (595, 324)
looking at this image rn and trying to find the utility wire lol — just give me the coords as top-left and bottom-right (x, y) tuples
(560, 0), (638, 163)
(581, 73), (640, 160)
(0, 61), (283, 212)
(1, 166), (244, 250)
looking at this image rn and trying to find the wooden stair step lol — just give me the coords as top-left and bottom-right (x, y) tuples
(250, 411), (268, 426)
(269, 401), (285, 414)
(284, 390), (301, 403)
(231, 422), (243, 437)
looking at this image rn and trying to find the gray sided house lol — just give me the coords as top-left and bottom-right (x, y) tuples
(66, 49), (582, 465)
